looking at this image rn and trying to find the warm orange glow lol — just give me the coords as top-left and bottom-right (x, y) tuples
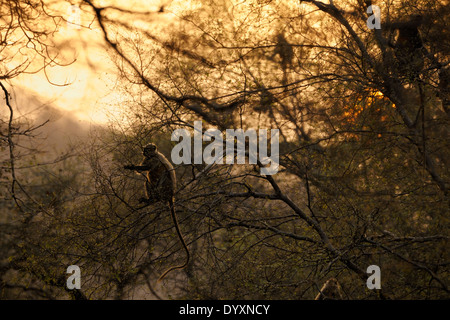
(340, 88), (394, 140)
(9, 0), (166, 125)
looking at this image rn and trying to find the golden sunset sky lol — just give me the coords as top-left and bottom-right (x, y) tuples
(11, 0), (172, 124)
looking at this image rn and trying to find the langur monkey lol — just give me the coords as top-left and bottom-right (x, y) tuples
(315, 278), (344, 300)
(386, 14), (425, 80)
(385, 13), (446, 80)
(272, 33), (294, 70)
(124, 143), (190, 281)
(271, 33), (294, 86)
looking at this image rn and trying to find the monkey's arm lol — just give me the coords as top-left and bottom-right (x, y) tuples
(124, 157), (162, 173)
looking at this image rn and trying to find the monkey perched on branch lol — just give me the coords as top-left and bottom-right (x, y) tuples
(384, 10), (449, 82)
(272, 33), (294, 69)
(271, 33), (294, 86)
(124, 143), (176, 204)
(385, 14), (425, 81)
(124, 143), (190, 281)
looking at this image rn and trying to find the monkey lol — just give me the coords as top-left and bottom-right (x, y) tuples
(271, 33), (294, 86)
(124, 143), (190, 281)
(124, 143), (176, 204)
(385, 12), (449, 82)
(314, 278), (344, 300)
(385, 14), (425, 81)
(272, 33), (294, 68)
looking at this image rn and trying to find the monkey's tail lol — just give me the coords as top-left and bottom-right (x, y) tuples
(157, 198), (190, 282)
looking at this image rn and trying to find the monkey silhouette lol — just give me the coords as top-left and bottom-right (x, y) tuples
(386, 14), (425, 80)
(124, 143), (190, 281)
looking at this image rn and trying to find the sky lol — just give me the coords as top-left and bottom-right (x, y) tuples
(12, 8), (115, 124)
(10, 0), (169, 125)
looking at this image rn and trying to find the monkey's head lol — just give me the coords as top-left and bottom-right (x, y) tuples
(143, 143), (157, 157)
